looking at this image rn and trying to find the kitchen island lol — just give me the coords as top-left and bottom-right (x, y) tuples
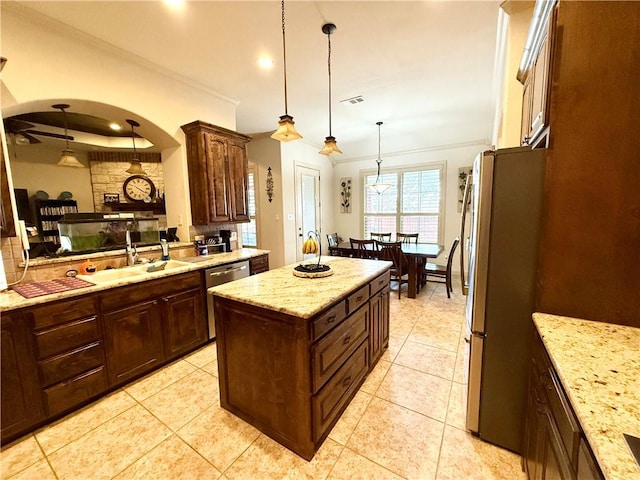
(209, 256), (392, 460)
(531, 313), (640, 480)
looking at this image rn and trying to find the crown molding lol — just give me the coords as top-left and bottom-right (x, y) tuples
(332, 138), (491, 165)
(4, 2), (239, 106)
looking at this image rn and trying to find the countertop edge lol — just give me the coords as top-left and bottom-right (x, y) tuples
(0, 249), (270, 312)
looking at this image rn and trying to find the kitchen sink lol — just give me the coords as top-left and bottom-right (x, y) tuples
(78, 260), (191, 284)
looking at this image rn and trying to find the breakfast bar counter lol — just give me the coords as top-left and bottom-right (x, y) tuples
(533, 313), (640, 480)
(209, 256), (392, 460)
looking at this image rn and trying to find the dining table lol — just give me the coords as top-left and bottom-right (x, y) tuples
(329, 242), (444, 299)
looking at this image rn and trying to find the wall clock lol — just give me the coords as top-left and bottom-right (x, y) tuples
(123, 175), (156, 202)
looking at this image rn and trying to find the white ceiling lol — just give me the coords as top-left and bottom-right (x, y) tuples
(9, 1), (501, 161)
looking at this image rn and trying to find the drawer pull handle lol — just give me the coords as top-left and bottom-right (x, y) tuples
(326, 316), (336, 324)
(342, 376), (352, 387)
(356, 295), (363, 302)
(343, 335), (351, 345)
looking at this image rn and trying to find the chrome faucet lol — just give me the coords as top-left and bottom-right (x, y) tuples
(125, 230), (139, 266)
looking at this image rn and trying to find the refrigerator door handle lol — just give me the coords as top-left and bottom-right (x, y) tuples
(459, 174), (473, 295)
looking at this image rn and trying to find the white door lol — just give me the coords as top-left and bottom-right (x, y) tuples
(295, 165), (320, 261)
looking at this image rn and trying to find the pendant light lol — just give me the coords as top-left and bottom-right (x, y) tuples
(125, 119), (148, 175)
(271, 0), (302, 142)
(365, 121), (392, 194)
(53, 104), (84, 168)
(319, 23), (342, 156)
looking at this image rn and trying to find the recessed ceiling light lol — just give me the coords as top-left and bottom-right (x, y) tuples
(109, 122), (121, 131)
(258, 57), (274, 69)
(163, 0), (184, 11)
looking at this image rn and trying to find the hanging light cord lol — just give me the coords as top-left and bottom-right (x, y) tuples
(280, 0), (289, 116)
(376, 122), (383, 180)
(327, 28), (333, 136)
(130, 123), (137, 157)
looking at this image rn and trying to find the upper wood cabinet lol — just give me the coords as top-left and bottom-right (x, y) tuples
(518, 0), (557, 148)
(181, 121), (251, 225)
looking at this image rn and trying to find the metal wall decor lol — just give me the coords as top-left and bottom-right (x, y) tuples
(340, 177), (351, 213)
(266, 167), (274, 203)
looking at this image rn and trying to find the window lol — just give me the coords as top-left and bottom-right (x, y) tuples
(362, 163), (444, 244)
(240, 168), (257, 247)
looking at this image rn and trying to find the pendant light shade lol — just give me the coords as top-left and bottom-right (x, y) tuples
(271, 0), (302, 142)
(365, 121), (392, 194)
(53, 104), (85, 168)
(125, 119), (148, 175)
(319, 23), (341, 156)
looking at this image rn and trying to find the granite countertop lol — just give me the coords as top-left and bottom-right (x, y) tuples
(533, 313), (640, 480)
(0, 248), (269, 312)
(209, 256), (392, 319)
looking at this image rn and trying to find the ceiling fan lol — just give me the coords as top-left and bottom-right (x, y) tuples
(3, 117), (74, 145)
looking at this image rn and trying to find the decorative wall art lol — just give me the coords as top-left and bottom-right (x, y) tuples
(340, 177), (351, 213)
(103, 193), (120, 204)
(266, 167), (274, 203)
(458, 166), (472, 212)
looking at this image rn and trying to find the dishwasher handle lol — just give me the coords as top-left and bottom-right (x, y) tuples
(209, 265), (248, 277)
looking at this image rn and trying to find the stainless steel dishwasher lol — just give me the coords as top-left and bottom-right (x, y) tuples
(205, 260), (249, 338)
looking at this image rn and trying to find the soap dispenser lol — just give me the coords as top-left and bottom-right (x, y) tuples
(160, 239), (170, 261)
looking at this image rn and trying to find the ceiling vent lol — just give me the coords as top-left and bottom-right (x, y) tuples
(340, 95), (365, 105)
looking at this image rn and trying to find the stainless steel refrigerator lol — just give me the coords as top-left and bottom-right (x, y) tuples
(460, 146), (546, 454)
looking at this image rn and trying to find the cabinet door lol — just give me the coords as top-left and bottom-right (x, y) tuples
(523, 368), (546, 480)
(103, 300), (165, 386)
(369, 295), (382, 366)
(205, 132), (233, 223)
(163, 287), (207, 360)
(1, 313), (45, 442)
(541, 409), (574, 480)
(227, 138), (249, 222)
(380, 286), (390, 348)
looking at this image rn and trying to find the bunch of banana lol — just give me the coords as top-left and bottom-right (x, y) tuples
(302, 235), (319, 255)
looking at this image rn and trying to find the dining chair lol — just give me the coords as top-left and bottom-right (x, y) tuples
(424, 237), (460, 298)
(370, 232), (392, 242)
(375, 240), (409, 299)
(326, 232), (340, 255)
(349, 238), (376, 259)
(396, 233), (419, 244)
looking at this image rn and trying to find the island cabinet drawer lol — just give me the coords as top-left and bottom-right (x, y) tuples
(346, 285), (370, 315)
(43, 366), (108, 417)
(38, 342), (105, 388)
(312, 304), (369, 393)
(311, 302), (347, 341)
(35, 317), (101, 359)
(99, 271), (201, 311)
(370, 271), (390, 296)
(312, 340), (368, 441)
(30, 297), (97, 330)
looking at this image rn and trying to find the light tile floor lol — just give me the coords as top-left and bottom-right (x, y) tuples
(1, 280), (527, 480)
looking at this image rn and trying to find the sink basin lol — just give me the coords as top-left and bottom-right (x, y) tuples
(78, 260), (191, 284)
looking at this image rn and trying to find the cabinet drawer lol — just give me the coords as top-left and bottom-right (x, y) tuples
(543, 368), (580, 464)
(44, 366), (108, 417)
(31, 297), (96, 330)
(39, 342), (105, 388)
(346, 285), (369, 315)
(35, 317), (100, 359)
(312, 340), (368, 441)
(312, 305), (368, 393)
(249, 255), (269, 275)
(100, 271), (201, 311)
(311, 301), (347, 341)
(370, 271), (390, 296)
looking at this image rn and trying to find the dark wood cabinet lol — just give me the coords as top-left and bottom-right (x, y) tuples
(522, 331), (604, 480)
(519, 1), (556, 147)
(214, 268), (390, 460)
(249, 254), (269, 275)
(369, 277), (390, 367)
(162, 287), (207, 361)
(103, 300), (165, 386)
(30, 296), (107, 418)
(1, 312), (45, 443)
(531, 2), (640, 326)
(181, 120), (251, 225)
